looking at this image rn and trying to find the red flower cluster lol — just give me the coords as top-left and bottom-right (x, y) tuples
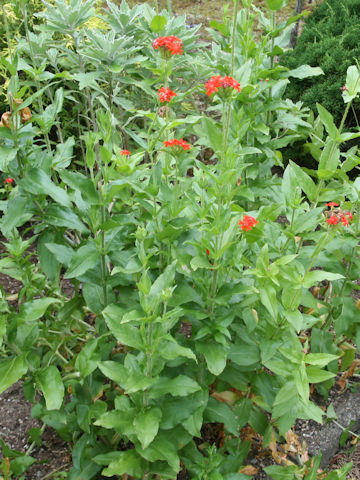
(326, 202), (339, 207)
(164, 138), (191, 151)
(205, 75), (241, 96)
(153, 36), (183, 56)
(326, 211), (353, 227)
(238, 215), (258, 232)
(120, 150), (131, 156)
(158, 87), (177, 103)
(4, 177), (14, 184)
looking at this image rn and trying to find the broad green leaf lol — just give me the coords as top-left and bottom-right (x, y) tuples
(159, 338), (196, 362)
(264, 465), (297, 480)
(17, 298), (59, 322)
(102, 450), (147, 478)
(259, 283), (278, 320)
(306, 366), (336, 383)
(45, 243), (74, 267)
(305, 353), (339, 367)
(273, 382), (297, 406)
(294, 363), (309, 405)
(302, 270), (344, 288)
(233, 398), (252, 429)
(265, 0), (285, 10)
(37, 366), (64, 410)
(190, 255), (213, 271)
(60, 170), (99, 204)
(342, 65), (360, 103)
(103, 318), (143, 350)
(98, 361), (156, 393)
(75, 338), (101, 377)
(64, 242), (100, 279)
(134, 408), (162, 449)
(196, 342), (227, 375)
(10, 456), (36, 475)
(204, 398), (239, 435)
(0, 355), (28, 395)
(182, 407), (203, 437)
(45, 205), (88, 233)
(287, 65), (324, 79)
(316, 104), (338, 140)
(147, 262), (176, 310)
(228, 343), (260, 366)
(52, 136), (75, 170)
(149, 375), (201, 399)
(139, 432), (180, 472)
(318, 139), (340, 178)
(288, 161), (317, 202)
(19, 168), (71, 207)
(150, 15), (166, 32)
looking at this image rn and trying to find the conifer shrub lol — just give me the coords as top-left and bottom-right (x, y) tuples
(282, 0), (360, 127)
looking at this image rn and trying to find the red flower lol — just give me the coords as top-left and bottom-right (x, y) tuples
(238, 215), (258, 231)
(4, 177), (14, 184)
(163, 138), (191, 151)
(120, 150), (131, 156)
(205, 75), (241, 96)
(158, 87), (177, 103)
(206, 249), (210, 256)
(153, 36), (183, 56)
(326, 202), (339, 207)
(340, 215), (350, 226)
(340, 85), (348, 92)
(326, 215), (339, 225)
(344, 211), (353, 221)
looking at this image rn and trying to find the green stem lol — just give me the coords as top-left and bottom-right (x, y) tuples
(23, 4), (51, 152)
(1, 2), (13, 60)
(100, 201), (108, 307)
(231, 0), (239, 76)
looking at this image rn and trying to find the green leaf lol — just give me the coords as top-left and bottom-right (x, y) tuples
(259, 283), (278, 320)
(288, 161), (317, 202)
(228, 343), (260, 366)
(75, 338), (101, 377)
(305, 353), (339, 367)
(98, 361), (156, 392)
(19, 168), (71, 207)
(45, 243), (73, 267)
(147, 262), (176, 310)
(149, 375), (201, 399)
(316, 104), (338, 140)
(64, 242), (100, 279)
(182, 407), (203, 437)
(190, 255), (213, 271)
(294, 363), (309, 405)
(233, 398), (252, 429)
(150, 15), (167, 32)
(273, 382), (297, 406)
(343, 65), (360, 103)
(17, 298), (59, 322)
(306, 365), (336, 383)
(60, 170), (99, 204)
(265, 0), (286, 11)
(102, 450), (147, 478)
(11, 456), (36, 475)
(134, 408), (162, 449)
(287, 65), (324, 79)
(52, 136), (75, 170)
(264, 465), (297, 480)
(318, 139), (340, 178)
(204, 398), (239, 435)
(103, 318), (143, 350)
(36, 366), (64, 410)
(302, 270), (344, 288)
(139, 432), (180, 472)
(196, 342), (227, 375)
(159, 337), (197, 362)
(0, 355), (28, 395)
(45, 204), (88, 233)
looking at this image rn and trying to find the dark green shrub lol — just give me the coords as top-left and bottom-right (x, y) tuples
(281, 0), (360, 127)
